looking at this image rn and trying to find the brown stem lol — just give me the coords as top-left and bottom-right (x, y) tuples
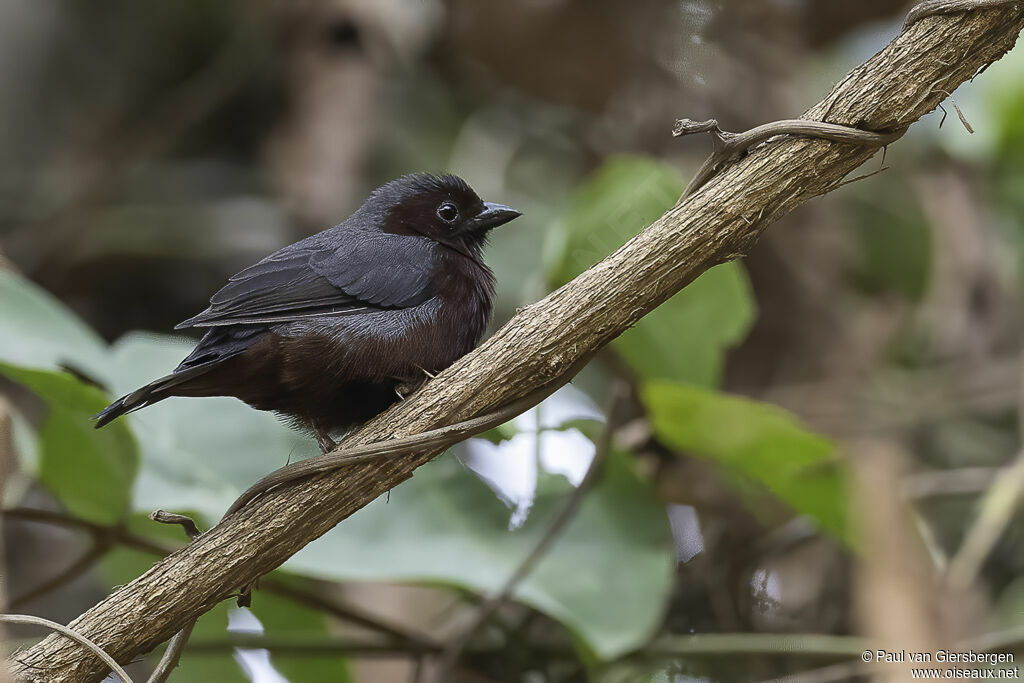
(1, 508), (437, 652)
(9, 538), (112, 610)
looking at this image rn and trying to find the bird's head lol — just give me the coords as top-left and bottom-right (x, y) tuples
(363, 173), (521, 258)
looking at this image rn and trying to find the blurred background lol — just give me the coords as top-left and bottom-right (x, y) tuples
(1, 1), (1023, 681)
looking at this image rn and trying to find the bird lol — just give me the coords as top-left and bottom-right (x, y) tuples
(93, 173), (521, 452)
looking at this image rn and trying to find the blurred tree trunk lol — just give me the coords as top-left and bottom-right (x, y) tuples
(265, 0), (437, 231)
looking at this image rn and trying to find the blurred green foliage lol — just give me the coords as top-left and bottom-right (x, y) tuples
(848, 195), (931, 301)
(0, 270), (109, 377)
(643, 381), (847, 542)
(0, 364), (137, 525)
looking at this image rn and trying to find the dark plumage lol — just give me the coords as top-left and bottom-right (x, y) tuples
(94, 173), (521, 450)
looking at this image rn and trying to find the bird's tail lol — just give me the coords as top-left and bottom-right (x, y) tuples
(92, 365), (213, 428)
(93, 390), (151, 428)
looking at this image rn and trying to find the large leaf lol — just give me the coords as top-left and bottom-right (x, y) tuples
(0, 363), (138, 524)
(289, 451), (675, 660)
(0, 270), (109, 379)
(546, 155), (755, 386)
(104, 332), (319, 518)
(616, 265), (752, 385)
(643, 380), (847, 541)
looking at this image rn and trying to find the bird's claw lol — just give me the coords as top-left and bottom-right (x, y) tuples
(395, 376), (427, 400)
(315, 428), (337, 453)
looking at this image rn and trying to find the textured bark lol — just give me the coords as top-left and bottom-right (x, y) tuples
(11, 6), (1024, 681)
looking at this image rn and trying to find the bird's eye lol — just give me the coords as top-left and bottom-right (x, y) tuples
(437, 202), (459, 223)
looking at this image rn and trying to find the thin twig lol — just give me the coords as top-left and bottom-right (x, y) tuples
(430, 384), (627, 683)
(821, 165), (890, 193)
(761, 659), (864, 683)
(172, 636), (549, 658)
(1, 507), (441, 652)
(946, 455), (1024, 587)
(673, 118), (906, 198)
(645, 632), (866, 659)
(411, 656), (427, 683)
(2, 508), (180, 556)
(953, 101), (975, 133)
(9, 537), (113, 609)
(146, 621), (194, 683)
(145, 511), (207, 683)
(901, 466), (1002, 499)
(261, 581), (441, 653)
(0, 614), (134, 683)
(675, 0), (1017, 200)
(929, 89), (977, 134)
(945, 352), (1024, 587)
(149, 511), (201, 540)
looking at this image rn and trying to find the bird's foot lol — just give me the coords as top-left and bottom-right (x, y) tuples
(315, 428), (337, 453)
(394, 376), (427, 400)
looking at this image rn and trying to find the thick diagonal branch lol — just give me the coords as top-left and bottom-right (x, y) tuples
(11, 5), (1024, 681)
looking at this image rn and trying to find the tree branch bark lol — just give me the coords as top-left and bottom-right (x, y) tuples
(11, 5), (1024, 681)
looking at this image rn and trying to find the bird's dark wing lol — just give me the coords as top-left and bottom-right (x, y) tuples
(176, 231), (438, 328)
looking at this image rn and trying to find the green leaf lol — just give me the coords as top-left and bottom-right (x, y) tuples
(615, 264), (753, 386)
(642, 380), (847, 541)
(0, 363), (138, 524)
(0, 270), (109, 379)
(547, 156), (754, 386)
(288, 450), (675, 660)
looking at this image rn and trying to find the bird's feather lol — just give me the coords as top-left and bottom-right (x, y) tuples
(176, 229), (438, 328)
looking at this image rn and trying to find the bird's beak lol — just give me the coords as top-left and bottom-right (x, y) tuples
(474, 202), (522, 230)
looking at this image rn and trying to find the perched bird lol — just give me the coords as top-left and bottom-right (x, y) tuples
(94, 174), (521, 451)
